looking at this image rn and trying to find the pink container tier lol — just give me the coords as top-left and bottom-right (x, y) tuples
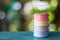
(33, 13), (49, 21)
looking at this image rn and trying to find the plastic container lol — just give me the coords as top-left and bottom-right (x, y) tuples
(34, 13), (49, 37)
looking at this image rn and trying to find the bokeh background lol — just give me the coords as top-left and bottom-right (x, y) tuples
(0, 0), (60, 32)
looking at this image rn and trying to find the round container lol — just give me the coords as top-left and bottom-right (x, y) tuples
(34, 13), (49, 21)
(34, 20), (49, 26)
(34, 31), (49, 37)
(33, 13), (49, 37)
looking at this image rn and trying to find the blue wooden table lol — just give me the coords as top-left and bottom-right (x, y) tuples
(0, 32), (60, 40)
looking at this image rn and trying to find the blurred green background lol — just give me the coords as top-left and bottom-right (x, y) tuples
(0, 0), (60, 32)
